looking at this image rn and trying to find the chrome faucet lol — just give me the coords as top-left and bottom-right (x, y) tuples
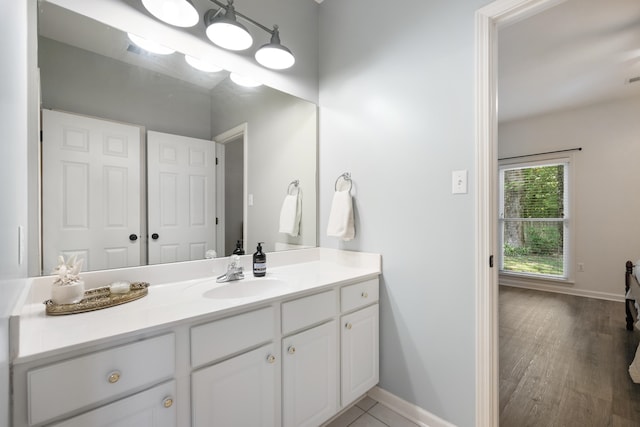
(216, 255), (244, 283)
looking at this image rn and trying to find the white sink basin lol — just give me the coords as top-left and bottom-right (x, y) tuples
(202, 277), (288, 299)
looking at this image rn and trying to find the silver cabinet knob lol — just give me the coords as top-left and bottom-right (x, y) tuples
(288, 345), (296, 354)
(345, 323), (353, 330)
(267, 354), (276, 363)
(107, 371), (121, 384)
(163, 397), (174, 408)
(361, 292), (368, 298)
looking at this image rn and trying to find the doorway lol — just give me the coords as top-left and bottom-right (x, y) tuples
(214, 123), (248, 257)
(475, 0), (565, 425)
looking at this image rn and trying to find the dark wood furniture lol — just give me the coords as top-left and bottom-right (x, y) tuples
(625, 260), (638, 331)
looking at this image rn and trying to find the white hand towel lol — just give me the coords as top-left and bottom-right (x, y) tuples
(279, 193), (301, 236)
(326, 190), (355, 241)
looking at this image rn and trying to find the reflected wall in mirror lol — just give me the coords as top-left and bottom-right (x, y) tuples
(36, 2), (317, 274)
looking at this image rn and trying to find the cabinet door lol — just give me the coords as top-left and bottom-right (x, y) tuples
(51, 380), (176, 427)
(282, 320), (337, 427)
(341, 304), (379, 406)
(192, 343), (277, 427)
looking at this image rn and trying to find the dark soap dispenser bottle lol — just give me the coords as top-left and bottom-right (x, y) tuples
(232, 240), (245, 255)
(253, 242), (266, 277)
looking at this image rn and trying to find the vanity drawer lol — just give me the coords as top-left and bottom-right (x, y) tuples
(341, 279), (379, 312)
(282, 289), (336, 335)
(191, 306), (274, 368)
(28, 333), (175, 426)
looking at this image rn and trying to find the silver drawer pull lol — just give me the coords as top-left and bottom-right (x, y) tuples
(163, 397), (174, 408)
(345, 322), (353, 330)
(361, 292), (368, 298)
(107, 371), (121, 384)
(288, 345), (296, 355)
(267, 354), (276, 364)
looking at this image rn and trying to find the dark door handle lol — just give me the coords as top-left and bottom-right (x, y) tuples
(129, 234), (138, 242)
(151, 233), (159, 240)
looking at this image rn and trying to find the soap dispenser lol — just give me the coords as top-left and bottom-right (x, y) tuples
(232, 240), (245, 256)
(253, 242), (266, 277)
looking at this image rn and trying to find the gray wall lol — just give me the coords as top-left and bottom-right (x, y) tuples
(499, 96), (640, 298)
(39, 37), (213, 140)
(211, 81), (318, 253)
(318, 0), (489, 425)
(0, 2), (31, 426)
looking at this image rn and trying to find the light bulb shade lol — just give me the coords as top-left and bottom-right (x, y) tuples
(230, 73), (262, 87)
(255, 44), (295, 70)
(255, 28), (295, 70)
(185, 55), (223, 72)
(204, 8), (253, 51)
(141, 0), (198, 28)
(127, 33), (175, 55)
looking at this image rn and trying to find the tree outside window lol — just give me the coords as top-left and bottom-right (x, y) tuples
(500, 160), (568, 278)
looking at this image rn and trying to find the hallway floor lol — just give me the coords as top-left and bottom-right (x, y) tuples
(500, 286), (640, 426)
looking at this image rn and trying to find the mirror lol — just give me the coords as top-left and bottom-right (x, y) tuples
(36, 2), (317, 274)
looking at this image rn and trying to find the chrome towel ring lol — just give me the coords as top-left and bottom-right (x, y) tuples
(334, 172), (352, 192)
(287, 179), (300, 195)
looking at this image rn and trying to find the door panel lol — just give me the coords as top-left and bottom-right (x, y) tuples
(42, 110), (142, 273)
(147, 131), (216, 265)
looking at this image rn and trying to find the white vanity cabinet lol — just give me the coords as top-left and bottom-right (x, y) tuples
(15, 333), (176, 427)
(281, 290), (338, 427)
(192, 343), (277, 427)
(190, 306), (278, 427)
(282, 320), (338, 427)
(341, 304), (379, 406)
(50, 380), (177, 427)
(340, 279), (380, 407)
(13, 262), (380, 427)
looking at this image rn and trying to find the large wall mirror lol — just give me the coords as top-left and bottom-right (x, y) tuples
(35, 1), (317, 275)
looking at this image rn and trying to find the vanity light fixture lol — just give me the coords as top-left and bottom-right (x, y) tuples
(229, 72), (262, 87)
(184, 54), (223, 72)
(141, 0), (199, 28)
(204, 0), (253, 51)
(127, 33), (176, 55)
(203, 0), (295, 70)
(254, 26), (295, 70)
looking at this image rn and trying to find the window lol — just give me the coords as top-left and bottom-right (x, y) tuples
(499, 158), (570, 279)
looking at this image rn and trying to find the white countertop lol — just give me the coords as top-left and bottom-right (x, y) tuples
(11, 248), (381, 364)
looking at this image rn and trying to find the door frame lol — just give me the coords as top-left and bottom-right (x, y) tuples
(474, 0), (565, 425)
(214, 123), (248, 256)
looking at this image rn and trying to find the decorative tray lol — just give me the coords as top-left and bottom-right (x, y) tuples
(44, 282), (149, 316)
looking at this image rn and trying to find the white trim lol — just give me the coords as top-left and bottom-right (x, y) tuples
(499, 282), (623, 302)
(367, 387), (456, 427)
(475, 1), (566, 426)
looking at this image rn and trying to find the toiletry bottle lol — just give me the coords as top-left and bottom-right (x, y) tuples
(232, 240), (245, 255)
(253, 242), (266, 277)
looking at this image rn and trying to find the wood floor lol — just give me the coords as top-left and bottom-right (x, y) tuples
(499, 286), (640, 427)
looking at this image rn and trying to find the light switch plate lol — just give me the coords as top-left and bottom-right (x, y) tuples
(452, 170), (468, 194)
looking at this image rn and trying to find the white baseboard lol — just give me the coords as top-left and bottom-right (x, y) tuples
(499, 281), (623, 302)
(367, 386), (457, 427)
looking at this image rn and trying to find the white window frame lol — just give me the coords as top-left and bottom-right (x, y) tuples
(498, 155), (573, 282)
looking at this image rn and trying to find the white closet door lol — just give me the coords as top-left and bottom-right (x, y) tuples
(42, 109), (142, 273)
(147, 131), (216, 264)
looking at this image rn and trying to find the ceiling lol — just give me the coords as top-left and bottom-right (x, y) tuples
(498, 0), (640, 123)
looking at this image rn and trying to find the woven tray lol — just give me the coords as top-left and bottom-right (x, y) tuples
(44, 282), (149, 316)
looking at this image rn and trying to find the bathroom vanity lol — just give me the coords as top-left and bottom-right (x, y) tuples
(10, 249), (380, 427)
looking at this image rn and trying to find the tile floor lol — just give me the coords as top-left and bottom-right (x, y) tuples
(323, 395), (421, 427)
